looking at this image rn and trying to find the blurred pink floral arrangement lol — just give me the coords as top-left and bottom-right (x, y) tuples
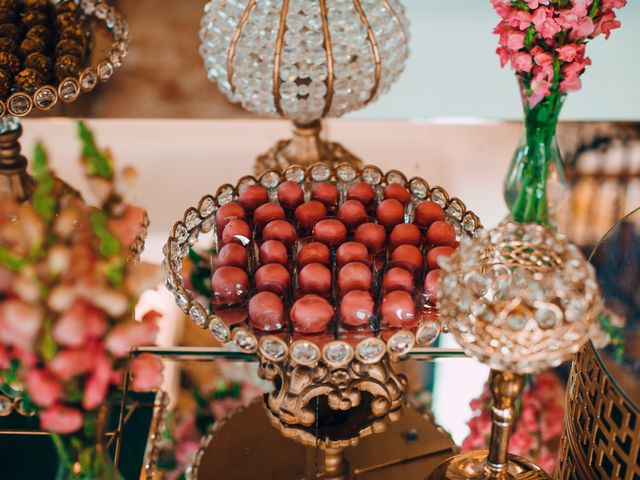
(462, 372), (565, 474)
(493, 0), (626, 107)
(0, 122), (163, 449)
(156, 377), (262, 480)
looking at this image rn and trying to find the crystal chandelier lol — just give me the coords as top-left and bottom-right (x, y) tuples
(199, 0), (410, 171)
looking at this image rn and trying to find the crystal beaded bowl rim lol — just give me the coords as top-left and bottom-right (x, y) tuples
(163, 162), (484, 369)
(438, 222), (602, 375)
(0, 0), (130, 119)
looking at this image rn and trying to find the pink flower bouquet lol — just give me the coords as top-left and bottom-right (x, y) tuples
(493, 0), (627, 224)
(0, 122), (164, 479)
(462, 372), (566, 474)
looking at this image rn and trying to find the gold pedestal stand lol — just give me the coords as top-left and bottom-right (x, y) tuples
(255, 120), (362, 175)
(428, 371), (549, 480)
(0, 122), (34, 201)
(193, 398), (456, 480)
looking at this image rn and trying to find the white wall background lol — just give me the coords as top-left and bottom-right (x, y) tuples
(351, 1), (640, 121)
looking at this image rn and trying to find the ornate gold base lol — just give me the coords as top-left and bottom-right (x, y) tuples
(0, 121), (34, 201)
(255, 120), (362, 175)
(193, 398), (456, 480)
(427, 450), (551, 480)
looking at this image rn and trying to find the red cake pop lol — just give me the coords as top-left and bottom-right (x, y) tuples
(249, 291), (285, 331)
(262, 219), (297, 248)
(216, 243), (248, 269)
(238, 184), (269, 212)
(354, 222), (386, 254)
(382, 267), (415, 294)
(336, 241), (369, 267)
(255, 263), (290, 295)
(337, 199), (368, 228)
(424, 269), (441, 304)
(221, 219), (252, 246)
(313, 218), (347, 248)
(381, 290), (416, 328)
(297, 242), (331, 267)
(340, 290), (375, 327)
(383, 183), (411, 205)
(215, 202), (245, 233)
(259, 240), (288, 266)
(277, 180), (304, 209)
(253, 202), (285, 231)
(390, 223), (422, 248)
(337, 262), (372, 295)
(376, 198), (405, 228)
(415, 201), (445, 228)
(299, 263), (332, 296)
(390, 244), (423, 273)
(295, 200), (327, 231)
(347, 181), (376, 207)
(291, 294), (334, 333)
(211, 266), (249, 304)
(426, 246), (456, 271)
(311, 182), (340, 210)
(426, 221), (457, 247)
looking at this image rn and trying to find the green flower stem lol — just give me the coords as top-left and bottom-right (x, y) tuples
(511, 88), (564, 226)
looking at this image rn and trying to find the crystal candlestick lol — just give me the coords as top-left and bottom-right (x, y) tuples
(428, 222), (601, 480)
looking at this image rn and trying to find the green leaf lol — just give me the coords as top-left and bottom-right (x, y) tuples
(105, 258), (125, 288)
(0, 246), (26, 270)
(78, 121), (113, 179)
(90, 211), (121, 257)
(41, 317), (57, 361)
(31, 143), (56, 223)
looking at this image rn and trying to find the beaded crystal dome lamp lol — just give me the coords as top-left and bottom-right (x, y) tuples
(164, 162), (483, 439)
(199, 0), (409, 172)
(0, 0), (128, 201)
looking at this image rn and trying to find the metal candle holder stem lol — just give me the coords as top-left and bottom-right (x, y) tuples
(429, 221), (601, 480)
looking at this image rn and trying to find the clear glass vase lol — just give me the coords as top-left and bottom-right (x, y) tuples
(503, 78), (567, 226)
(51, 409), (121, 480)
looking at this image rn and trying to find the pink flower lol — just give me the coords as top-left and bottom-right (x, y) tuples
(571, 0), (593, 17)
(506, 30), (526, 51)
(507, 10), (532, 30)
(0, 300), (43, 351)
(570, 16), (595, 40)
(25, 369), (62, 408)
(509, 429), (538, 457)
(556, 44), (580, 62)
(174, 412), (199, 442)
(526, 0), (549, 8)
(595, 10), (621, 39)
(490, 0), (513, 17)
(175, 440), (200, 465)
(511, 52), (533, 73)
(540, 403), (564, 441)
(83, 352), (112, 411)
(532, 7), (561, 39)
(496, 47), (511, 68)
(129, 353), (164, 392)
(52, 300), (107, 348)
(105, 318), (159, 358)
(107, 205), (146, 250)
(531, 46), (553, 67)
(40, 405), (84, 434)
(603, 0), (627, 8)
(49, 348), (96, 381)
(0, 345), (9, 370)
(210, 397), (244, 421)
(520, 403), (541, 432)
(537, 449), (558, 473)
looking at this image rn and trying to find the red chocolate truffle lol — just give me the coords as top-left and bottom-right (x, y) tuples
(311, 182), (340, 210)
(381, 290), (416, 328)
(297, 242), (331, 267)
(347, 181), (376, 207)
(259, 240), (288, 265)
(211, 266), (249, 304)
(426, 246), (456, 270)
(216, 243), (248, 269)
(295, 200), (327, 231)
(255, 263), (290, 295)
(354, 222), (386, 255)
(277, 180), (305, 209)
(382, 267), (415, 294)
(426, 221), (457, 247)
(414, 201), (445, 228)
(336, 241), (369, 267)
(221, 219), (252, 246)
(238, 184), (269, 212)
(424, 269), (441, 304)
(390, 223), (422, 248)
(254, 202), (285, 231)
(338, 262), (372, 295)
(313, 218), (347, 248)
(262, 219), (297, 248)
(376, 198), (405, 228)
(390, 244), (423, 273)
(383, 183), (411, 205)
(291, 294), (334, 333)
(299, 263), (332, 296)
(215, 202), (245, 233)
(249, 291), (285, 331)
(337, 199), (368, 228)
(340, 290), (375, 327)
